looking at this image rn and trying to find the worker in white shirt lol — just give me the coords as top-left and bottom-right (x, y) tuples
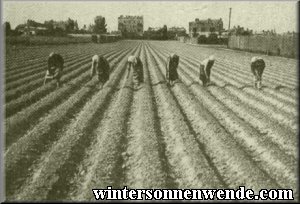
(90, 54), (110, 88)
(126, 55), (144, 89)
(250, 56), (265, 89)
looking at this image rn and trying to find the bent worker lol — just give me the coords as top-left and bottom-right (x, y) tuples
(166, 53), (179, 86)
(251, 56), (265, 89)
(90, 54), (110, 88)
(44, 52), (64, 88)
(199, 55), (215, 87)
(126, 55), (144, 89)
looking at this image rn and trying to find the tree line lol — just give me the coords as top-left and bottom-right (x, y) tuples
(3, 16), (107, 36)
(129, 25), (188, 40)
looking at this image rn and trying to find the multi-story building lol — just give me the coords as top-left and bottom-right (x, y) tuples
(15, 20), (48, 35)
(189, 18), (224, 37)
(118, 15), (144, 36)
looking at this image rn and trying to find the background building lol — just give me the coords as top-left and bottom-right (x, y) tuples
(15, 19), (48, 35)
(189, 18), (224, 37)
(118, 15), (144, 36)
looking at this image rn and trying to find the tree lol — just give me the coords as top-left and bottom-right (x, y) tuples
(121, 27), (128, 38)
(4, 22), (11, 35)
(192, 27), (198, 37)
(162, 25), (168, 40)
(88, 24), (95, 33)
(118, 22), (124, 31)
(198, 35), (207, 44)
(207, 33), (218, 44)
(74, 20), (79, 32)
(44, 20), (65, 36)
(27, 19), (44, 27)
(66, 18), (75, 33)
(93, 16), (107, 34)
(44, 20), (54, 34)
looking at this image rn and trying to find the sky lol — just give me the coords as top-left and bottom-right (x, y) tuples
(2, 1), (298, 33)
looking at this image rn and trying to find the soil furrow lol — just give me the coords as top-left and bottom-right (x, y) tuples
(146, 43), (225, 189)
(5, 46), (133, 148)
(148, 43), (281, 193)
(123, 43), (168, 189)
(5, 46), (133, 117)
(153, 44), (297, 132)
(7, 44), (140, 201)
(69, 48), (140, 201)
(151, 42), (297, 95)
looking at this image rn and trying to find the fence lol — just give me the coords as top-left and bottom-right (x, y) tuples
(178, 36), (228, 45)
(228, 34), (298, 58)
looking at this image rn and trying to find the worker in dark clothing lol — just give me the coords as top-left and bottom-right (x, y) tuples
(251, 56), (265, 89)
(126, 55), (144, 89)
(90, 54), (110, 88)
(199, 55), (215, 87)
(44, 52), (64, 88)
(166, 53), (179, 86)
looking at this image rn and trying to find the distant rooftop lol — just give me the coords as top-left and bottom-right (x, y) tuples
(118, 15), (143, 19)
(190, 18), (223, 24)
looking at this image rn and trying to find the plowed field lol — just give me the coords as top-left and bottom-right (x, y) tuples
(4, 40), (298, 201)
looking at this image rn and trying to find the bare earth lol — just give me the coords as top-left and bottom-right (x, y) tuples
(4, 40), (298, 201)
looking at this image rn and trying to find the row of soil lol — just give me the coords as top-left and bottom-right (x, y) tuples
(6, 48), (88, 78)
(144, 44), (226, 189)
(6, 50), (92, 87)
(186, 53), (298, 125)
(145, 43), (280, 193)
(122, 43), (169, 190)
(16, 43), (141, 199)
(150, 42), (297, 132)
(151, 41), (297, 97)
(6, 43), (141, 201)
(219, 57), (298, 88)
(5, 43), (136, 149)
(217, 49), (298, 85)
(5, 42), (133, 78)
(5, 41), (298, 201)
(172, 41), (297, 83)
(199, 47), (298, 87)
(5, 43), (132, 102)
(154, 41), (297, 96)
(149, 43), (297, 193)
(5, 45), (133, 117)
(5, 46), (81, 73)
(151, 42), (297, 158)
(153, 41), (297, 114)
(67, 49), (140, 201)
(5, 43), (117, 70)
(5, 45), (58, 69)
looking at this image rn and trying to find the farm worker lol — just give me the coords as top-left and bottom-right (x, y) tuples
(251, 56), (265, 89)
(166, 53), (179, 86)
(199, 55), (215, 87)
(90, 54), (110, 88)
(126, 55), (144, 89)
(44, 52), (64, 88)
